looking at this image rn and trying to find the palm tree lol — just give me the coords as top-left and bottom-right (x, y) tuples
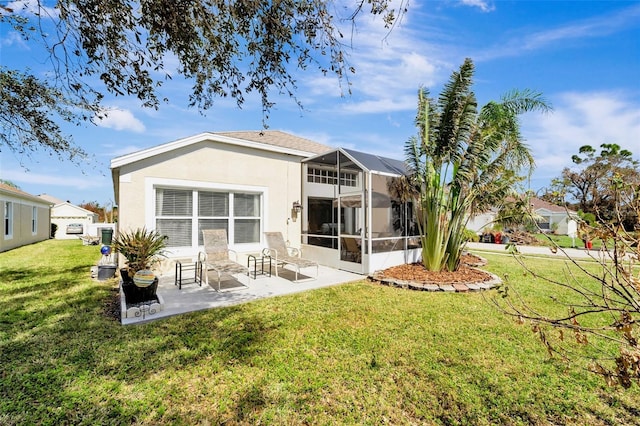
(405, 58), (551, 271)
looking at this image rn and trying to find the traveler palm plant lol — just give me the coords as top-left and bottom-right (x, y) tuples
(405, 58), (551, 271)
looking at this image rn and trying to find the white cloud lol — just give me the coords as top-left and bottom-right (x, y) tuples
(94, 108), (146, 133)
(523, 91), (640, 188)
(478, 3), (640, 60)
(339, 95), (416, 114)
(1, 167), (106, 190)
(301, 6), (446, 115)
(6, 0), (58, 17)
(459, 0), (495, 13)
(1, 31), (29, 48)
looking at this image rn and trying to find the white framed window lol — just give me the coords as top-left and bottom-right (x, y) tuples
(197, 190), (229, 246)
(232, 193), (261, 244)
(32, 206), (38, 234)
(307, 167), (357, 187)
(155, 188), (193, 247)
(155, 187), (262, 249)
(4, 202), (13, 239)
(339, 171), (358, 187)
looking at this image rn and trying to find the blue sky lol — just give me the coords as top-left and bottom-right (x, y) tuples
(1, 0), (639, 206)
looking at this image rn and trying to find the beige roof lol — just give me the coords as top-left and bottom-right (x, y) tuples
(38, 193), (67, 205)
(0, 183), (53, 205)
(530, 196), (575, 214)
(215, 130), (331, 155)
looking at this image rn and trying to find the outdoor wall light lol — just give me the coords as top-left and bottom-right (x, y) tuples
(291, 201), (303, 222)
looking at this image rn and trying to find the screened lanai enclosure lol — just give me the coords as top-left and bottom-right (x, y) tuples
(301, 148), (422, 275)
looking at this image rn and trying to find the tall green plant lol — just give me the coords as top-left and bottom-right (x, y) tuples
(111, 227), (168, 273)
(405, 58), (551, 271)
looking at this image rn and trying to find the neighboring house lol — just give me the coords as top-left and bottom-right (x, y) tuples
(466, 209), (498, 234)
(110, 131), (421, 275)
(38, 194), (100, 240)
(468, 196), (577, 235)
(1, 183), (52, 253)
(530, 197), (577, 234)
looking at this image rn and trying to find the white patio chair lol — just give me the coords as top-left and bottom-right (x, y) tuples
(199, 229), (250, 291)
(262, 232), (318, 282)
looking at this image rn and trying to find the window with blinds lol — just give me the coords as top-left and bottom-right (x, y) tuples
(197, 191), (229, 245)
(155, 187), (261, 248)
(233, 193), (260, 244)
(155, 188), (193, 247)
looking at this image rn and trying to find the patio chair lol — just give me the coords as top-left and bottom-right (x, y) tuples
(198, 229), (250, 292)
(263, 232), (318, 282)
(341, 237), (362, 263)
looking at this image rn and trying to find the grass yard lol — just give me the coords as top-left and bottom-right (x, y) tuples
(1, 240), (639, 425)
(533, 233), (613, 250)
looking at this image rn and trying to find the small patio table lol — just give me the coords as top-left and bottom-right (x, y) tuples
(174, 260), (203, 289)
(247, 254), (272, 279)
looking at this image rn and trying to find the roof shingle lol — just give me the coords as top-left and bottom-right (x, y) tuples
(215, 130), (332, 155)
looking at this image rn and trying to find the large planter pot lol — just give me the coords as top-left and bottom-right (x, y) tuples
(121, 269), (158, 305)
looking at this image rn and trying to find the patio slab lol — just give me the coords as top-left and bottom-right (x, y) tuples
(121, 265), (363, 325)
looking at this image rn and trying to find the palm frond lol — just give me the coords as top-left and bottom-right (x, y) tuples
(403, 58), (550, 272)
(500, 89), (552, 115)
(434, 58), (475, 162)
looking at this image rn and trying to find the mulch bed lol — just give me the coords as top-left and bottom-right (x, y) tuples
(370, 252), (499, 292)
(376, 263), (493, 284)
(102, 286), (122, 322)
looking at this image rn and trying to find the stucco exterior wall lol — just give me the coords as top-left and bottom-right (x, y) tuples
(538, 210), (572, 234)
(116, 140), (305, 259)
(467, 212), (497, 233)
(1, 197), (51, 253)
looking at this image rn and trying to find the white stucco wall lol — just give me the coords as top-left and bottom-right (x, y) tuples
(466, 212), (497, 233)
(116, 140), (306, 261)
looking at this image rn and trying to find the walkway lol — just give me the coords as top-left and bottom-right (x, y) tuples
(466, 241), (600, 259)
(121, 265), (364, 325)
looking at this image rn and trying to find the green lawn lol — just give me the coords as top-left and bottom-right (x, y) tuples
(1, 240), (638, 425)
(533, 233), (612, 250)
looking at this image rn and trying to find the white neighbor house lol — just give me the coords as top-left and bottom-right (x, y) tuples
(467, 197), (577, 235)
(1, 183), (52, 253)
(38, 194), (101, 240)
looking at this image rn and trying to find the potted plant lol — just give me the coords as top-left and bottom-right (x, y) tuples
(112, 228), (168, 304)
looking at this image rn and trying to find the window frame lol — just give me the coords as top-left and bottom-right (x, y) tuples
(307, 167), (357, 188)
(32, 206), (37, 234)
(4, 201), (13, 239)
(147, 178), (267, 256)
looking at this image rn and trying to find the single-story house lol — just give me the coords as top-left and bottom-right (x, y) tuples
(38, 194), (101, 240)
(110, 131), (421, 275)
(1, 183), (52, 253)
(530, 197), (577, 234)
(467, 196), (577, 235)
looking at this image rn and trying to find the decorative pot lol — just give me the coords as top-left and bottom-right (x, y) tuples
(120, 268), (134, 285)
(133, 269), (156, 288)
(121, 269), (158, 305)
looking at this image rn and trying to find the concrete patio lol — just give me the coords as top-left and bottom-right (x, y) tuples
(120, 265), (364, 325)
